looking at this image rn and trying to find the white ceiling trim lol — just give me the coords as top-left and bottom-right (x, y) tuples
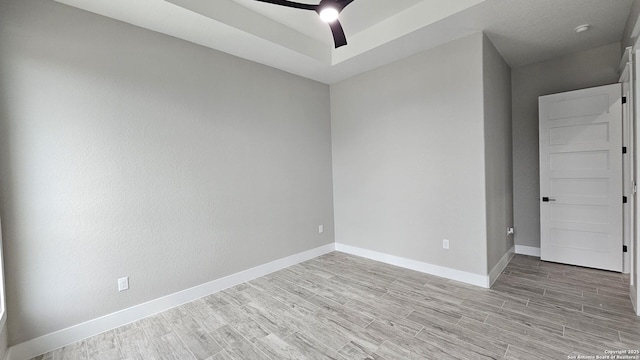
(54, 0), (335, 80)
(333, 0), (484, 64)
(165, 0), (330, 63)
(165, 0), (485, 66)
(53, 0), (486, 83)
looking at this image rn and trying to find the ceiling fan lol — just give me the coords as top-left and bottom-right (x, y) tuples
(253, 0), (355, 48)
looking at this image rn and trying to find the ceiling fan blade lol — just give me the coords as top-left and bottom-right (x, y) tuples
(254, 0), (317, 11)
(335, 0), (355, 11)
(328, 19), (347, 48)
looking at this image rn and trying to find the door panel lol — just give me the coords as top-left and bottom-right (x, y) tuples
(549, 123), (609, 145)
(548, 94), (610, 119)
(551, 204), (608, 224)
(540, 84), (623, 272)
(549, 151), (609, 170)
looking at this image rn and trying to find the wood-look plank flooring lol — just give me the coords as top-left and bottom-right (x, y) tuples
(31, 253), (640, 360)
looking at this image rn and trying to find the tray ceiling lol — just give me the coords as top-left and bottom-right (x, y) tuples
(53, 0), (633, 84)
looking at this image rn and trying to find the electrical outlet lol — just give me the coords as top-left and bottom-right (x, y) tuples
(118, 277), (129, 292)
(319, 225), (324, 234)
(442, 239), (450, 250)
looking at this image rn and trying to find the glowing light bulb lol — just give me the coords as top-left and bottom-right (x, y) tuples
(319, 7), (339, 23)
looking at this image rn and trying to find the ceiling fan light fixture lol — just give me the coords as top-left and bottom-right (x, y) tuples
(253, 0), (353, 47)
(319, 7), (339, 23)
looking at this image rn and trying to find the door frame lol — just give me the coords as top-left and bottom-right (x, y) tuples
(621, 62), (633, 276)
(622, 45), (640, 316)
(632, 49), (640, 316)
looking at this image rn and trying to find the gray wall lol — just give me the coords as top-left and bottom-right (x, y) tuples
(0, 0), (334, 345)
(331, 33), (489, 276)
(623, 0), (640, 51)
(482, 35), (514, 272)
(0, 323), (7, 360)
(512, 42), (621, 248)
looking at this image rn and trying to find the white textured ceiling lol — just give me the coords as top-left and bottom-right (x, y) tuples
(483, 0), (633, 67)
(53, 0), (633, 84)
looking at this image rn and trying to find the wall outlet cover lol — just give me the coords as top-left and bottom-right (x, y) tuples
(118, 277), (129, 292)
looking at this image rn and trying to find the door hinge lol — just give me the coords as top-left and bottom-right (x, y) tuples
(623, 245), (628, 253)
(623, 96), (627, 104)
(623, 196), (628, 203)
(623, 146), (627, 154)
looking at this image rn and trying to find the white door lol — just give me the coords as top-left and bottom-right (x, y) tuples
(539, 84), (623, 272)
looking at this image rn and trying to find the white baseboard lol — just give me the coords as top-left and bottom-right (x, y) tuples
(488, 246), (514, 287)
(335, 243), (490, 288)
(514, 245), (541, 257)
(6, 243), (335, 360)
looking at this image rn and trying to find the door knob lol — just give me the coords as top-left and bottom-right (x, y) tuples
(542, 197), (556, 202)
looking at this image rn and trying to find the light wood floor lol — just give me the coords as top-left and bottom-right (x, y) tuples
(32, 252), (640, 360)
